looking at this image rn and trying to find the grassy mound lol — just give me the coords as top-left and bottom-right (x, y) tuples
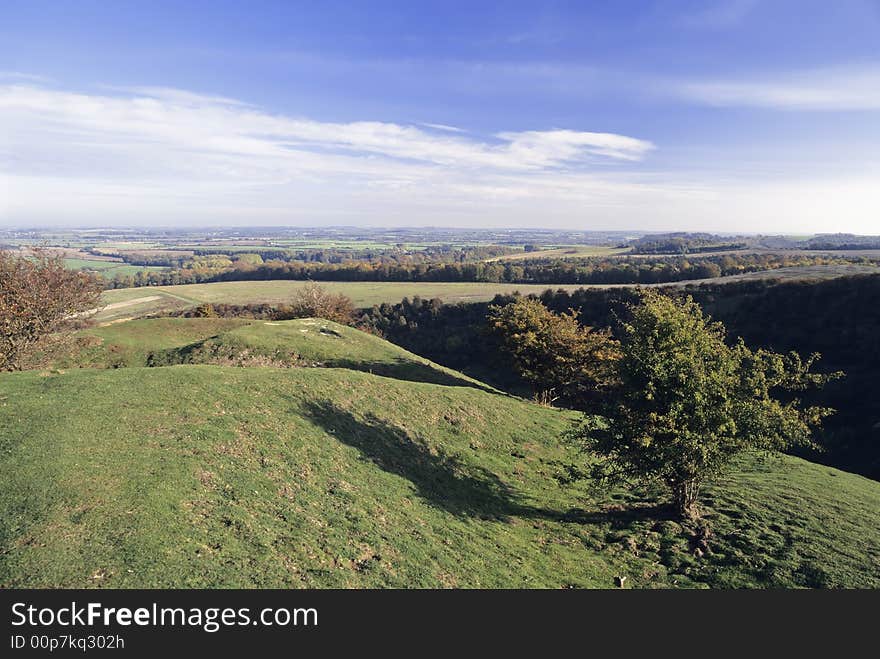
(1, 365), (878, 588)
(59, 318), (253, 369)
(65, 318), (490, 389)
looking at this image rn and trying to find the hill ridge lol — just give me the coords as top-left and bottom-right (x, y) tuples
(60, 317), (500, 392)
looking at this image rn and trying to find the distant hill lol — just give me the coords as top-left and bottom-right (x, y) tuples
(628, 232), (748, 254)
(804, 234), (880, 250)
(629, 231), (880, 253)
(2, 320), (879, 588)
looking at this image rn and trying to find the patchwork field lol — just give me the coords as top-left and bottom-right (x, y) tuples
(10, 246), (168, 277)
(63, 258), (166, 277)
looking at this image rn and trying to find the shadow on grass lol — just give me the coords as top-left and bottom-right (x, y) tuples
(147, 342), (501, 394)
(145, 337), (221, 367)
(302, 400), (524, 519)
(324, 357), (500, 393)
(302, 400), (677, 526)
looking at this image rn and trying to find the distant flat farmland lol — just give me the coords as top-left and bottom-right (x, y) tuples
(484, 245), (629, 261)
(95, 264), (880, 323)
(63, 258), (166, 277)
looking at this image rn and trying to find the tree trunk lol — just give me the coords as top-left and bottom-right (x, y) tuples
(672, 478), (701, 520)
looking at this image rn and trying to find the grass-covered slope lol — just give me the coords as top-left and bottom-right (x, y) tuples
(59, 317), (253, 368)
(64, 318), (490, 389)
(1, 364), (879, 588)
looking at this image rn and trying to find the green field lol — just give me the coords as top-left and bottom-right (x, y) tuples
(94, 281), (594, 322)
(91, 241), (165, 251)
(63, 258), (166, 277)
(2, 318), (878, 588)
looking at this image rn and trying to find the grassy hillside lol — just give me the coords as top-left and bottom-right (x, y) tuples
(162, 319), (495, 389)
(58, 318), (253, 368)
(1, 345), (879, 587)
(61, 318), (489, 389)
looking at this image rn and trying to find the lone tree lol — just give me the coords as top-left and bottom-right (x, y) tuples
(487, 296), (620, 405)
(571, 290), (840, 520)
(1, 249), (102, 371)
(280, 281), (355, 325)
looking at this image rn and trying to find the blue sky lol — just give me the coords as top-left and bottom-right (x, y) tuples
(1, 0), (879, 232)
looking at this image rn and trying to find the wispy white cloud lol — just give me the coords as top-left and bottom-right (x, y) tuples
(1, 82), (878, 232)
(418, 122), (466, 133)
(0, 82), (663, 227)
(498, 130), (655, 163)
(101, 85), (253, 107)
(674, 63), (880, 110)
(0, 84), (652, 172)
(0, 81), (660, 212)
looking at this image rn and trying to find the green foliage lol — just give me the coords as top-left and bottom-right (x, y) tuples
(628, 232), (747, 254)
(571, 290), (840, 518)
(487, 297), (619, 404)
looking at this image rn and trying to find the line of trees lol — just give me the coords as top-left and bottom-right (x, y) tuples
(628, 232), (748, 254)
(97, 244), (519, 272)
(101, 251), (876, 289)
